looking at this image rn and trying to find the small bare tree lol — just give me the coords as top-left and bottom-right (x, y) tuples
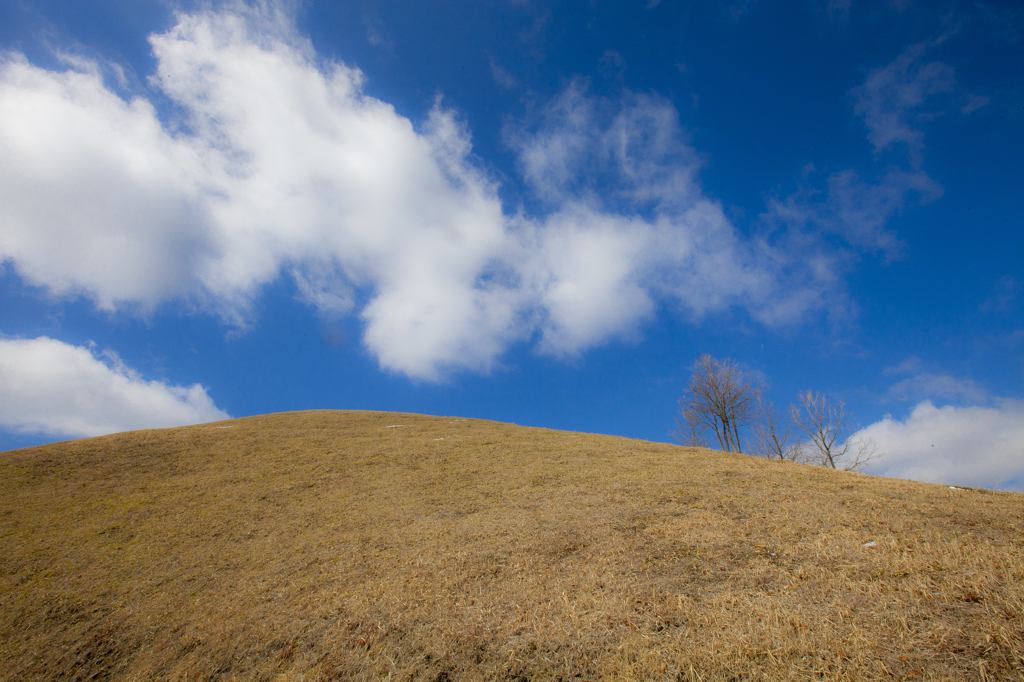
(674, 355), (761, 453)
(790, 391), (879, 471)
(751, 396), (799, 461)
(674, 408), (710, 448)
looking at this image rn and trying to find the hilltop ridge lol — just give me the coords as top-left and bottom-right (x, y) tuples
(2, 410), (1022, 681)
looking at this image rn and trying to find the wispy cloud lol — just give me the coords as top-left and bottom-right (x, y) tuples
(508, 79), (705, 210)
(982, 275), (1022, 314)
(505, 79), (769, 353)
(886, 373), (988, 404)
(598, 50), (627, 81)
(728, 0), (760, 20)
(518, 8), (551, 44)
(961, 94), (989, 115)
(490, 60), (519, 90)
(882, 358), (989, 404)
(827, 0), (851, 20)
(850, 43), (955, 167)
(882, 356), (924, 376)
(764, 167), (942, 263)
(761, 43), (956, 278)
(0, 337), (229, 438)
(364, 13), (394, 51)
(506, 78), (856, 342)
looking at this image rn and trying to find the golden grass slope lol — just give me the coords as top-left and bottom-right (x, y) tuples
(1, 410), (1022, 681)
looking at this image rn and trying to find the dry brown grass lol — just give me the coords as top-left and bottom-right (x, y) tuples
(1, 410), (1022, 681)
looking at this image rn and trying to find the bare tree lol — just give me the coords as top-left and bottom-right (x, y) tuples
(790, 391), (880, 471)
(751, 396), (798, 461)
(673, 408), (709, 448)
(674, 355), (761, 453)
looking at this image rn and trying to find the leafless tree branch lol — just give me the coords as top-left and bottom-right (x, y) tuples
(751, 396), (798, 461)
(672, 408), (709, 448)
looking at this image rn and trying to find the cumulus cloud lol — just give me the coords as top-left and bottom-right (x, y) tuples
(860, 400), (1024, 491)
(0, 52), (213, 310)
(519, 205), (658, 355)
(0, 336), (230, 438)
(1, 5), (516, 378)
(0, 3), (904, 380)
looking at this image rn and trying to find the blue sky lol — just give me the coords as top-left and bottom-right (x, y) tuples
(1, 0), (1022, 490)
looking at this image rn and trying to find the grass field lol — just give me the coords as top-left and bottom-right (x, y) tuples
(1, 410), (1022, 681)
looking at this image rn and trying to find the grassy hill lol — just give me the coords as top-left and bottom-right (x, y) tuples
(1, 410), (1022, 681)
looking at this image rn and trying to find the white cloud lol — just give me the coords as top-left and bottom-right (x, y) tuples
(0, 337), (229, 438)
(521, 204), (657, 355)
(860, 400), (1024, 491)
(1, 5), (517, 379)
(0, 52), (213, 311)
(0, 3), (906, 381)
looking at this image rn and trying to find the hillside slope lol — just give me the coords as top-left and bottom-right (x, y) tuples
(1, 410), (1022, 681)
